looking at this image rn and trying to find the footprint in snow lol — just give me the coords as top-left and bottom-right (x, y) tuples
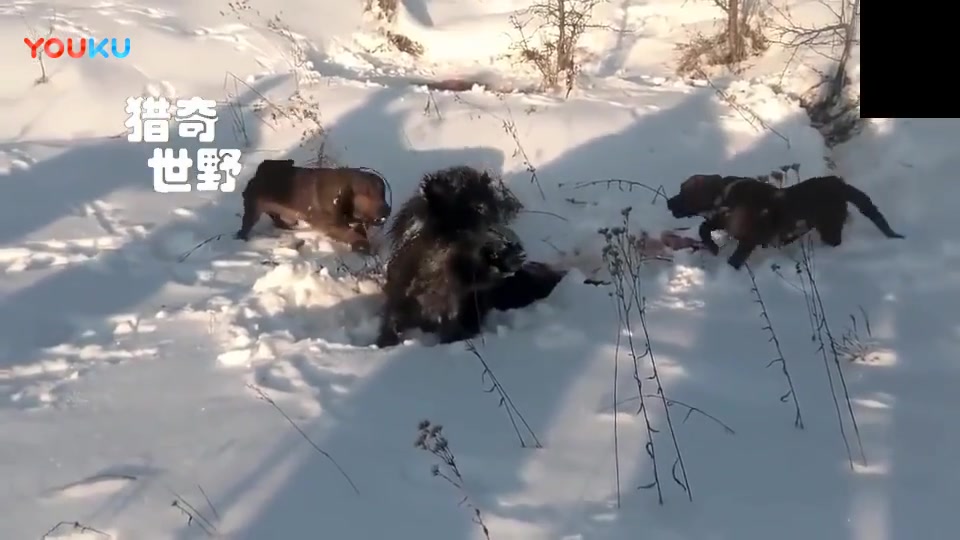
(42, 465), (162, 501)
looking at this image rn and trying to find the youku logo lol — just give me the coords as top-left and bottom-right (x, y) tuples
(23, 37), (131, 59)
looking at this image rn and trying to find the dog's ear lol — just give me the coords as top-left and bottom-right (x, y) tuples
(688, 174), (723, 189)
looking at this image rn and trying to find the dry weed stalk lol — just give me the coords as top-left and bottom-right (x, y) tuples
(247, 384), (361, 494)
(22, 13), (54, 85)
(834, 307), (879, 364)
(676, 0), (769, 75)
(361, 0), (424, 56)
(600, 207), (693, 506)
(452, 94), (545, 200)
(508, 0), (606, 95)
(222, 0), (320, 89)
(780, 165), (866, 468)
(218, 18), (326, 153)
(745, 262), (804, 428)
(565, 178), (668, 205)
(332, 251), (387, 289)
(42, 521), (111, 539)
(170, 489), (218, 537)
(223, 72), (254, 147)
(415, 420), (492, 539)
(695, 71), (791, 146)
(767, 0), (861, 144)
(466, 341), (542, 449)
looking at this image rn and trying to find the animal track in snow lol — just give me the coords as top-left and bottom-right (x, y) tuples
(0, 147), (37, 174)
(0, 237), (124, 273)
(45, 474), (136, 500)
(0, 200), (149, 273)
(0, 317), (160, 410)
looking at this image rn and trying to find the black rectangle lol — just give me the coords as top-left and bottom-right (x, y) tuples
(862, 8), (957, 117)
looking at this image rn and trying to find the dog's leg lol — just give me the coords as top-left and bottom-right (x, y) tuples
(698, 218), (722, 255)
(312, 220), (372, 254)
(727, 241), (759, 270)
(235, 197), (262, 240)
(268, 212), (298, 230)
(817, 224), (843, 247)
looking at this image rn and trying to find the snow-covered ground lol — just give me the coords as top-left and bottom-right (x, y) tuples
(1, 0), (952, 539)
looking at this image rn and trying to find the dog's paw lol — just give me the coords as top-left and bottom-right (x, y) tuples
(234, 231), (250, 241)
(375, 331), (400, 348)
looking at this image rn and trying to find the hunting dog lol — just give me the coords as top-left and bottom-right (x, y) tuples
(666, 174), (905, 269)
(236, 159), (392, 253)
(376, 165), (564, 348)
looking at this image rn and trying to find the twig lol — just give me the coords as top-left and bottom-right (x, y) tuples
(247, 384), (361, 494)
(600, 208), (695, 504)
(506, 0), (605, 94)
(466, 342), (542, 448)
(799, 243), (866, 466)
(423, 90), (444, 121)
(634, 291), (692, 501)
(170, 491), (217, 537)
(603, 221), (662, 503)
(695, 69), (791, 147)
(22, 13), (54, 85)
(178, 233), (225, 263)
(745, 262), (804, 429)
(785, 165), (865, 468)
(565, 179), (668, 205)
(197, 484), (221, 524)
(611, 291), (623, 508)
(520, 209), (569, 222)
(612, 395), (736, 434)
(452, 94), (545, 200)
(500, 101), (545, 200)
(42, 521), (111, 539)
(833, 306), (877, 363)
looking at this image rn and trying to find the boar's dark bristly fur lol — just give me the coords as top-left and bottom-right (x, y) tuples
(376, 165), (563, 348)
(386, 165), (523, 249)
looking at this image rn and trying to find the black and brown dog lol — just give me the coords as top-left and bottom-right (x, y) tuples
(666, 174), (904, 269)
(236, 159), (392, 253)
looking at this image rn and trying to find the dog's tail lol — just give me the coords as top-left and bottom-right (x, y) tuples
(245, 159), (295, 194)
(841, 182), (905, 239)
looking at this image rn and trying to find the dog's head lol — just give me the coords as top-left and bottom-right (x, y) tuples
(336, 168), (392, 227)
(666, 174), (730, 218)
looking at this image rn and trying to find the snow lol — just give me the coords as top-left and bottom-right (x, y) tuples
(0, 0), (949, 539)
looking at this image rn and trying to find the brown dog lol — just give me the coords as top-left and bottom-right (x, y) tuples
(236, 159), (392, 253)
(666, 174), (904, 269)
